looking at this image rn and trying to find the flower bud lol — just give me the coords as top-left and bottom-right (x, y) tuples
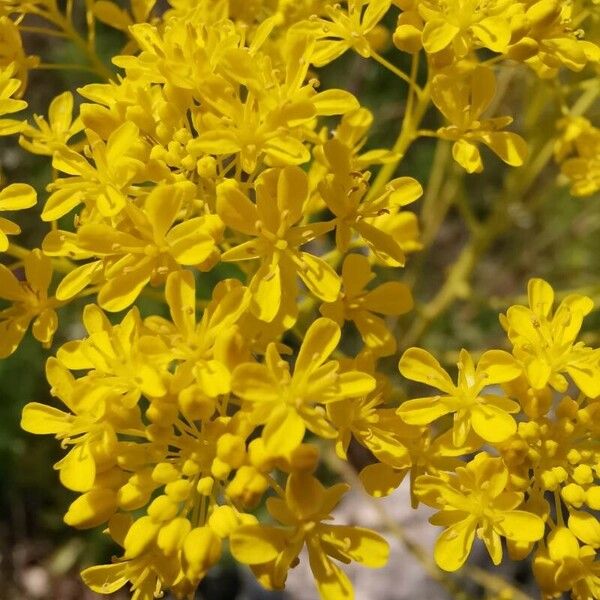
(64, 489), (118, 529)
(183, 527), (222, 583)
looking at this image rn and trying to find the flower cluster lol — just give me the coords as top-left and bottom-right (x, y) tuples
(0, 1), (597, 599)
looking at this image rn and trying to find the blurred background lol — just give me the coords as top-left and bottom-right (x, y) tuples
(1, 2), (599, 599)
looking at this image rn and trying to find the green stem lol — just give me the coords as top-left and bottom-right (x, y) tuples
(368, 54), (431, 200)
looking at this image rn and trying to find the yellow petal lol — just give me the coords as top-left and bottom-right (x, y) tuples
(57, 443), (96, 492)
(250, 262), (282, 323)
(263, 407), (305, 455)
(527, 278), (554, 318)
(295, 252), (341, 303)
(471, 16), (510, 52)
(471, 404), (516, 443)
(321, 524), (389, 567)
(422, 19), (459, 53)
(166, 218), (218, 265)
(476, 350), (521, 384)
(399, 347), (455, 393)
(286, 471), (324, 520)
(312, 89), (359, 116)
(397, 396), (453, 425)
(434, 516), (477, 572)
(24, 248), (52, 293)
(364, 281), (413, 315)
(567, 510), (600, 547)
(230, 525), (286, 565)
(98, 261), (153, 312)
(0, 183), (36, 211)
(479, 132), (528, 167)
(495, 510), (545, 543)
(277, 166), (308, 224)
(308, 543), (353, 600)
(359, 463), (406, 498)
(453, 139), (483, 173)
(56, 261), (102, 301)
(216, 181), (258, 236)
(295, 317), (340, 374)
(231, 363), (279, 402)
(21, 402), (68, 434)
(81, 563), (129, 594)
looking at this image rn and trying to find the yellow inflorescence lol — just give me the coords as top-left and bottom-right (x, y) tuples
(0, 0), (598, 599)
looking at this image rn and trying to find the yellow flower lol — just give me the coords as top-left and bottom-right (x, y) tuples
(432, 64), (528, 173)
(181, 32), (358, 174)
(294, 0), (393, 65)
(56, 303), (169, 407)
(310, 108), (399, 204)
(359, 426), (479, 505)
(230, 471), (389, 598)
(510, 0), (600, 76)
(328, 388), (414, 470)
(19, 91), (83, 155)
(319, 168), (423, 266)
(398, 347), (522, 445)
(72, 182), (223, 311)
(416, 452), (545, 571)
(418, 0), (518, 56)
(559, 123), (600, 197)
(218, 166), (339, 322)
(0, 248), (59, 356)
(43, 122), (147, 221)
(144, 270), (249, 398)
(0, 62), (27, 135)
(320, 253), (413, 356)
(0, 16), (39, 90)
(81, 513), (182, 598)
(0, 183), (36, 251)
(500, 278), (600, 397)
(92, 0), (156, 32)
(231, 317), (376, 455)
(533, 526), (600, 599)
(21, 357), (134, 493)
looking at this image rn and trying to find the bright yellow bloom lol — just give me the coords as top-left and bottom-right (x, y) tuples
(398, 347), (522, 445)
(0, 248), (58, 357)
(19, 91), (83, 155)
(510, 0), (600, 76)
(218, 166), (339, 322)
(328, 388), (414, 470)
(0, 62), (27, 135)
(92, 0), (156, 31)
(416, 452), (545, 571)
(72, 182), (223, 311)
(56, 304), (169, 406)
(320, 253), (413, 356)
(144, 270), (248, 398)
(43, 122), (147, 220)
(319, 167), (423, 266)
(294, 0), (392, 65)
(418, 0), (518, 56)
(187, 33), (359, 174)
(533, 526), (600, 599)
(0, 16), (39, 89)
(558, 122), (600, 197)
(0, 182), (36, 251)
(21, 357), (128, 493)
(432, 64), (528, 173)
(230, 471), (389, 599)
(231, 318), (376, 455)
(501, 278), (600, 397)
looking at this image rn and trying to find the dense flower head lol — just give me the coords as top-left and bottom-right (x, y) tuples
(1, 1), (598, 599)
